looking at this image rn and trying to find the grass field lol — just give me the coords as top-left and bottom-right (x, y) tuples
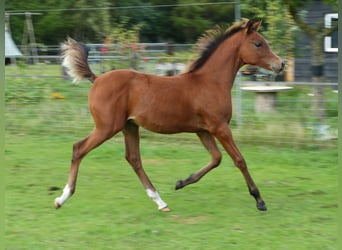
(4, 74), (338, 249)
(5, 133), (337, 249)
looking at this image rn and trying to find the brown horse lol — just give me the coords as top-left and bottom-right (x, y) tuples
(55, 19), (284, 212)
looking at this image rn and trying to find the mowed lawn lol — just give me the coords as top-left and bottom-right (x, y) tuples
(5, 133), (337, 249)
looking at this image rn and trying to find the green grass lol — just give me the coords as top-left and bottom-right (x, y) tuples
(4, 75), (338, 249)
(4, 77), (338, 148)
(5, 134), (337, 249)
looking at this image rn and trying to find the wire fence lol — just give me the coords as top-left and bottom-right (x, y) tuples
(5, 48), (338, 149)
(6, 43), (193, 77)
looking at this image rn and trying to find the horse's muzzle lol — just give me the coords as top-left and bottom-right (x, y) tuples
(272, 61), (285, 74)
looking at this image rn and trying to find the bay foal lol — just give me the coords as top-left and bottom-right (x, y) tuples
(55, 19), (284, 211)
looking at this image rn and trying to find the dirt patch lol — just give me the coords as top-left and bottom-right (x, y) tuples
(167, 214), (210, 224)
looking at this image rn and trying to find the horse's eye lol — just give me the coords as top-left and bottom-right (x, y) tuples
(254, 42), (262, 47)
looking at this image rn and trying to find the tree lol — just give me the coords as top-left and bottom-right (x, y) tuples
(111, 0), (170, 42)
(5, 0), (113, 44)
(284, 0), (338, 121)
(104, 19), (143, 70)
(5, 0), (239, 44)
(170, 0), (235, 43)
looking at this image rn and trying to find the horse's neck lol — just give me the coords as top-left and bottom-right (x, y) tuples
(195, 37), (244, 88)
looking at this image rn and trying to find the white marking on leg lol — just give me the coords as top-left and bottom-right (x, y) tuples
(146, 189), (168, 210)
(55, 184), (71, 206)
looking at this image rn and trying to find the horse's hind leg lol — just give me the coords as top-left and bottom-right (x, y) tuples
(213, 124), (267, 211)
(54, 128), (114, 208)
(123, 121), (169, 211)
(175, 131), (222, 189)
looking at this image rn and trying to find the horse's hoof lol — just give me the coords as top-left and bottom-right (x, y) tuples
(175, 180), (184, 190)
(257, 201), (267, 211)
(54, 200), (61, 209)
(159, 206), (171, 212)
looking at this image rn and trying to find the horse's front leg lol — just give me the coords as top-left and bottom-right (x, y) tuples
(212, 124), (267, 211)
(123, 122), (169, 211)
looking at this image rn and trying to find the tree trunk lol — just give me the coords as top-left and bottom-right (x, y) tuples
(285, 54), (294, 82)
(311, 34), (326, 122)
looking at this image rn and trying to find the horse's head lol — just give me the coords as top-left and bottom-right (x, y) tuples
(239, 20), (285, 74)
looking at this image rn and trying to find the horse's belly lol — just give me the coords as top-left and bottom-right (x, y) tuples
(129, 113), (201, 134)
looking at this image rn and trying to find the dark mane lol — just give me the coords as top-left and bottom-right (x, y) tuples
(186, 19), (250, 73)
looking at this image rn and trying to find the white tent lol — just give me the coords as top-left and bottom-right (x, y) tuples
(5, 27), (22, 57)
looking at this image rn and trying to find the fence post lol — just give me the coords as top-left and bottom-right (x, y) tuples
(236, 71), (242, 127)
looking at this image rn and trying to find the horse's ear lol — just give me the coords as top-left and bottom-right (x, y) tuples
(246, 20), (262, 34)
(254, 20), (262, 31)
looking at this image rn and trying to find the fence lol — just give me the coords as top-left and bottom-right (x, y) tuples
(5, 46), (338, 149)
(6, 43), (193, 77)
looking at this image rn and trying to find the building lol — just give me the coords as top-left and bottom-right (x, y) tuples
(5, 26), (22, 64)
(294, 0), (338, 82)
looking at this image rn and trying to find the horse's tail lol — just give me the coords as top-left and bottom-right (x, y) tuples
(61, 37), (97, 83)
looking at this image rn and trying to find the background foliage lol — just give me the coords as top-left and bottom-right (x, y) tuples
(6, 0), (336, 46)
(5, 0), (235, 44)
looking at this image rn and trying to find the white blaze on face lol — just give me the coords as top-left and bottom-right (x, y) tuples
(146, 189), (168, 210)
